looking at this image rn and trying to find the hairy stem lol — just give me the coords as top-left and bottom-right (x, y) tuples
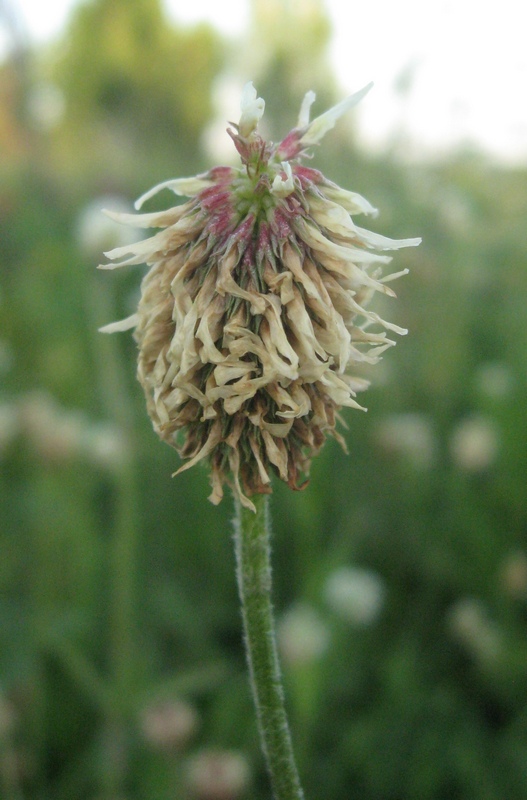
(233, 494), (305, 800)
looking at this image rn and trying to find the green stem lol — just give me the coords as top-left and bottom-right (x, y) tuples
(233, 494), (305, 800)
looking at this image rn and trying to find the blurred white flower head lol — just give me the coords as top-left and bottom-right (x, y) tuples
(82, 422), (129, 471)
(375, 411), (436, 468)
(450, 415), (499, 471)
(77, 197), (140, 257)
(20, 391), (85, 463)
(324, 566), (385, 626)
(185, 750), (250, 800)
(139, 698), (198, 752)
(26, 82), (65, 131)
(474, 361), (515, 400)
(447, 597), (501, 663)
(18, 391), (129, 471)
(277, 602), (329, 666)
(499, 551), (527, 601)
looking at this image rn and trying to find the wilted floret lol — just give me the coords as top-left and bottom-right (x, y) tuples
(100, 83), (420, 510)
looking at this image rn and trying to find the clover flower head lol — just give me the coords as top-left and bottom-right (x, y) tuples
(99, 83), (420, 510)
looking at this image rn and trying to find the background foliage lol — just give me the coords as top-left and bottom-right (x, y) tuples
(1, 1), (527, 798)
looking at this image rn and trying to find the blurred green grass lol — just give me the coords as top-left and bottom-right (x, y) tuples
(1, 1), (527, 798)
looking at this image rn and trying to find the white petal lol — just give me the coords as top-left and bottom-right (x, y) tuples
(297, 90), (316, 128)
(102, 206), (186, 230)
(239, 82), (265, 137)
(173, 421), (223, 475)
(135, 177), (213, 209)
(323, 185), (379, 217)
(271, 161), (295, 197)
(300, 82), (373, 148)
(353, 225), (422, 251)
(99, 314), (139, 334)
(248, 436), (272, 485)
(380, 269), (410, 283)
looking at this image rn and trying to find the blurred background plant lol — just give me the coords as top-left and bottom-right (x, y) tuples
(1, 0), (527, 798)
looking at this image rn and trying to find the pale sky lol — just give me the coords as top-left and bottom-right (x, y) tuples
(5, 0), (527, 163)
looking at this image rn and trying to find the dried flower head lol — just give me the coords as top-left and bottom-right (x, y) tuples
(100, 82), (420, 510)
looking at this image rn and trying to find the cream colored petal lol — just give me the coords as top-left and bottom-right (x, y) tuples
(323, 184), (379, 217)
(299, 82), (373, 148)
(326, 280), (407, 336)
(352, 225), (422, 251)
(262, 259), (298, 306)
(284, 286), (328, 364)
(214, 360), (256, 386)
(228, 447), (256, 512)
(281, 244), (351, 370)
(99, 314), (139, 333)
(307, 194), (357, 238)
(102, 204), (191, 230)
(297, 90), (316, 128)
(307, 194), (419, 253)
(294, 220), (398, 304)
(222, 379), (268, 413)
(296, 218), (393, 267)
(101, 229), (171, 267)
(282, 383), (311, 418)
(261, 431), (288, 480)
(221, 275), (267, 315)
(346, 376), (370, 393)
(224, 414), (245, 448)
(225, 323), (298, 383)
(196, 298), (227, 364)
(271, 161), (295, 197)
(320, 372), (367, 410)
(207, 374), (268, 412)
(216, 249), (267, 315)
(249, 435), (272, 485)
(361, 311), (408, 336)
(379, 268), (410, 283)
(172, 421), (222, 475)
(260, 419), (293, 438)
(208, 468), (224, 506)
(265, 382), (301, 416)
(135, 177), (214, 209)
(169, 305), (199, 370)
(261, 299), (300, 371)
(239, 82), (265, 138)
